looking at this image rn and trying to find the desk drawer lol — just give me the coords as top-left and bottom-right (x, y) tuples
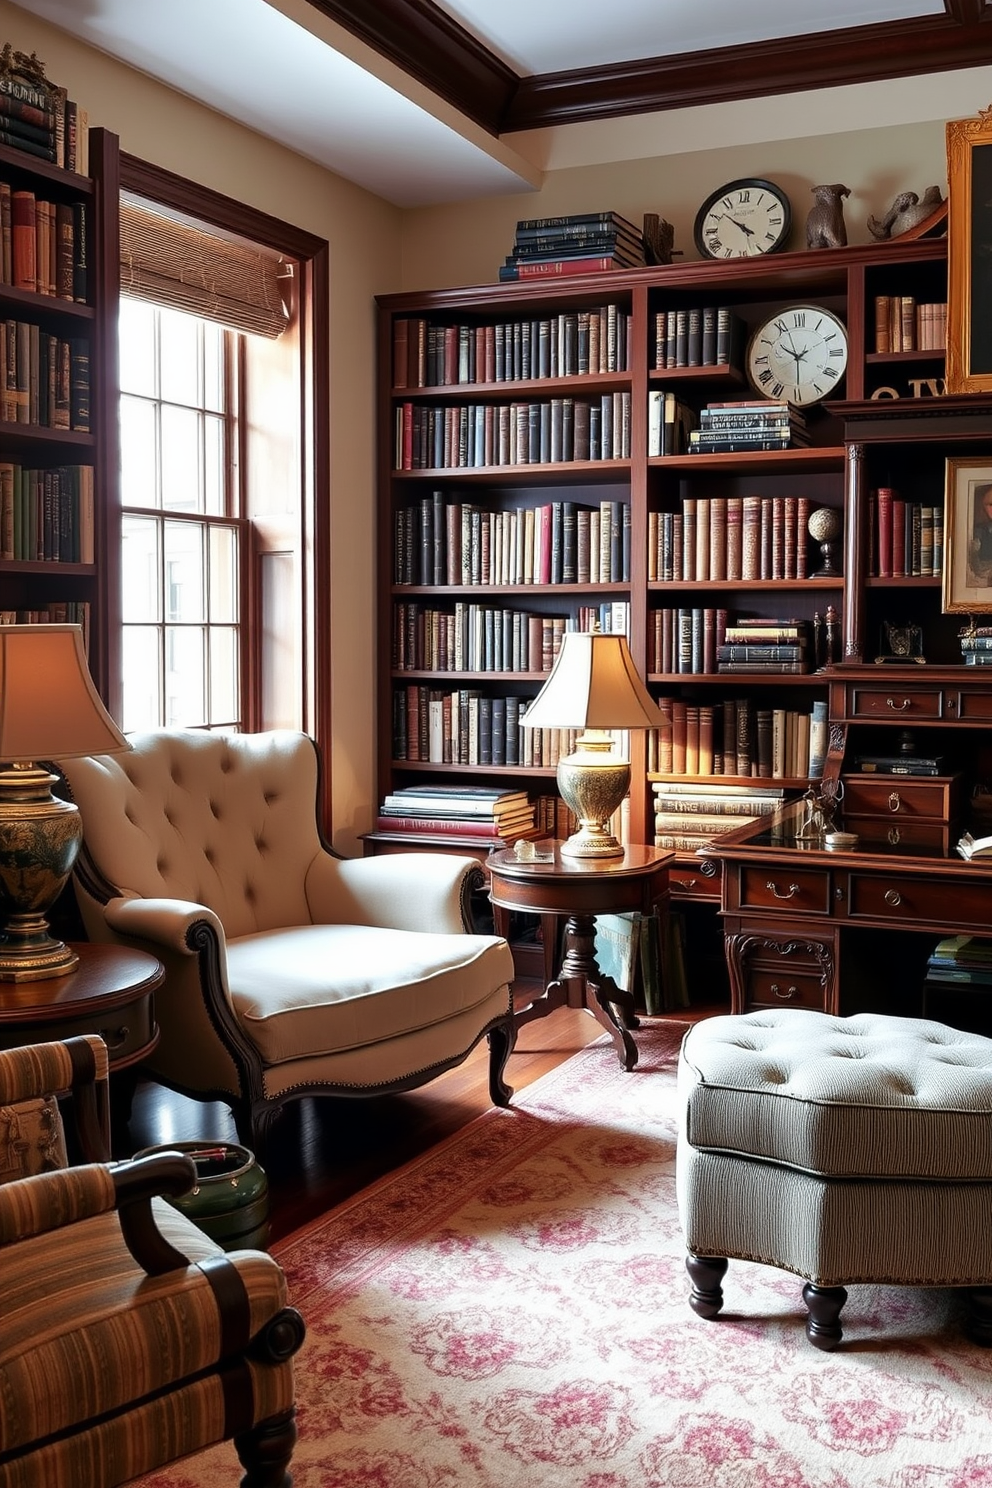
(669, 859), (721, 901)
(846, 685), (942, 721)
(843, 817), (953, 852)
(739, 865), (832, 914)
(848, 874), (992, 929)
(748, 966), (830, 1012)
(842, 775), (962, 822)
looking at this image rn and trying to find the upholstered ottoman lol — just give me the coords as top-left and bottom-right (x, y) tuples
(676, 1008), (992, 1350)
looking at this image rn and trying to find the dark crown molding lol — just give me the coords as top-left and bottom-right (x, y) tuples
(308, 0), (992, 135)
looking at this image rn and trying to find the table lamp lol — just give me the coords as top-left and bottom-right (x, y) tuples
(520, 630), (662, 859)
(0, 624), (130, 983)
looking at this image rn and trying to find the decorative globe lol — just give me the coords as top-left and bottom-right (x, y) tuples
(808, 507), (841, 543)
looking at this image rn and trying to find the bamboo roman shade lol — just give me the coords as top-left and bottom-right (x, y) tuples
(119, 199), (289, 338)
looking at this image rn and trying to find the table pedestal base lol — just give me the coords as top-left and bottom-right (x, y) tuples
(516, 912), (640, 1070)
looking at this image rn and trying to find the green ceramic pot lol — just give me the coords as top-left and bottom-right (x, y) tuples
(136, 1140), (270, 1251)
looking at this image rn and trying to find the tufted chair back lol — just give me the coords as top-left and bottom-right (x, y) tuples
(64, 729), (326, 939)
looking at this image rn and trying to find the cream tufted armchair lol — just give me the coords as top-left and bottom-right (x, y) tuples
(58, 729), (517, 1147)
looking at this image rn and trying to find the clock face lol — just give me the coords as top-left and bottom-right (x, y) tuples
(746, 304), (849, 407)
(694, 178), (791, 259)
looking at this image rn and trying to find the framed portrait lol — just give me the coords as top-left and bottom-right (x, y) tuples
(947, 106), (992, 394)
(942, 457), (992, 613)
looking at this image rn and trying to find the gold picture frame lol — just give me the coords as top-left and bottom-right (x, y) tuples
(942, 457), (992, 613)
(947, 104), (992, 394)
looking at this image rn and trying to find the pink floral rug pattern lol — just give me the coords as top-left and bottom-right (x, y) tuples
(138, 1021), (992, 1487)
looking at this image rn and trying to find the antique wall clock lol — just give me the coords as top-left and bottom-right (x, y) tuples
(745, 304), (849, 406)
(693, 178), (792, 259)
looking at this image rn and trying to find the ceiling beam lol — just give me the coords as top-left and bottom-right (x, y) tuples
(310, 2), (992, 136)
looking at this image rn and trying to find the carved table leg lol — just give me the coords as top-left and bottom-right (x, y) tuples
(560, 912), (639, 1070)
(803, 1282), (847, 1350)
(686, 1253), (728, 1318)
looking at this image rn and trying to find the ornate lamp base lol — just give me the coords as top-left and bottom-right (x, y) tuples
(556, 738), (630, 860)
(0, 765), (82, 982)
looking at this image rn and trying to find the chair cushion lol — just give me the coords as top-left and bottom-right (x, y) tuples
(227, 923), (513, 1065)
(679, 1009), (992, 1181)
(0, 1200), (285, 1456)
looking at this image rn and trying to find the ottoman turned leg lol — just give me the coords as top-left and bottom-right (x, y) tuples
(803, 1282), (847, 1351)
(686, 1253), (728, 1318)
(965, 1287), (992, 1347)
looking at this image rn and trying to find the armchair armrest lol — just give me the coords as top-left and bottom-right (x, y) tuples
(104, 895), (227, 955)
(0, 1035), (110, 1162)
(306, 852), (485, 933)
(0, 1151), (196, 1274)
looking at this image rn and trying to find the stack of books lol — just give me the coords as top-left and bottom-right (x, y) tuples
(716, 616), (811, 674)
(499, 212), (646, 283)
(856, 751), (945, 776)
(688, 399), (810, 455)
(926, 934), (992, 981)
(959, 627), (992, 667)
(652, 781), (784, 853)
(376, 784), (536, 843)
(0, 54), (87, 170)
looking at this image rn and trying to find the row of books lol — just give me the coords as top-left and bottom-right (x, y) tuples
(392, 600), (630, 674)
(647, 495), (815, 582)
(392, 304), (632, 388)
(648, 611), (813, 676)
(499, 211), (646, 282)
(925, 934), (992, 980)
(0, 462), (93, 562)
(650, 697), (829, 780)
(377, 785), (537, 842)
(391, 684), (627, 771)
(651, 307), (746, 370)
(959, 627), (992, 669)
(394, 497), (631, 588)
(594, 907), (690, 1015)
(394, 394), (632, 471)
(869, 489), (943, 577)
(1, 184), (86, 301)
(646, 391), (696, 456)
(652, 780), (785, 853)
(0, 65), (88, 171)
(0, 319), (89, 430)
(872, 295), (947, 354)
(0, 599), (90, 646)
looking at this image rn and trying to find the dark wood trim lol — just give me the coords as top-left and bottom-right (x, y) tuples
(313, 0), (992, 135)
(303, 0), (517, 134)
(89, 128), (122, 713)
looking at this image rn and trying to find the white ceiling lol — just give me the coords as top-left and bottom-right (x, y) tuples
(5, 0), (964, 207)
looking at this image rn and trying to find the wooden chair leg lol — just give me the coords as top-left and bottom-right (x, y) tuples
(686, 1253), (728, 1319)
(488, 1018), (517, 1107)
(234, 1406), (298, 1488)
(803, 1282), (847, 1351)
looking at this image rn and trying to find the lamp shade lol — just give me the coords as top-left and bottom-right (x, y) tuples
(520, 631), (661, 732)
(0, 624), (128, 761)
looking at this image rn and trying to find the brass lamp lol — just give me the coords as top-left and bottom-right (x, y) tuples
(521, 630), (662, 859)
(0, 624), (129, 982)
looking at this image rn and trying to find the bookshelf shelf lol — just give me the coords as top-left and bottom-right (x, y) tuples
(393, 371), (632, 399)
(650, 446), (846, 473)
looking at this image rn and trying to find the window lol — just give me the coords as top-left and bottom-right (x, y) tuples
(110, 159), (330, 811)
(118, 299), (241, 731)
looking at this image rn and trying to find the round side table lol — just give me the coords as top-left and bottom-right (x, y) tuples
(488, 843), (673, 1070)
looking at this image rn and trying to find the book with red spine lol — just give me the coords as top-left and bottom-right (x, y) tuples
(876, 487), (894, 576)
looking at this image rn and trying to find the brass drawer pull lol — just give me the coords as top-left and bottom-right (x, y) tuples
(883, 889), (902, 907)
(771, 983), (798, 1000)
(98, 1024), (130, 1050)
(887, 791), (902, 813)
(885, 697), (911, 711)
(887, 828), (901, 845)
(766, 881), (800, 900)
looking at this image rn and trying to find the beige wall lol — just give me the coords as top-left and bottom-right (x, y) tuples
(0, 0), (401, 853)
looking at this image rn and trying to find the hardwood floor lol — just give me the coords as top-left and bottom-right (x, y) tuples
(126, 996), (608, 1244)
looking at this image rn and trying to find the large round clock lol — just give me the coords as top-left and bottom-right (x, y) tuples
(745, 304), (849, 407)
(693, 178), (791, 259)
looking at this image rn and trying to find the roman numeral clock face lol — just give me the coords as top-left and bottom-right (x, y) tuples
(693, 178), (791, 259)
(746, 305), (849, 407)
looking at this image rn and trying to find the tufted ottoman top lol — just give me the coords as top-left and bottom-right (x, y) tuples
(679, 1009), (992, 1180)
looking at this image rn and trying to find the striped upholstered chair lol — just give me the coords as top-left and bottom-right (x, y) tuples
(0, 1035), (304, 1488)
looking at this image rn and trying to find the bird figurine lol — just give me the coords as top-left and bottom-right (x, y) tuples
(867, 186), (945, 240)
(806, 184), (850, 249)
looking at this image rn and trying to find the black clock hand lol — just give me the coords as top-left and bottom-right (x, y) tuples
(727, 217), (755, 237)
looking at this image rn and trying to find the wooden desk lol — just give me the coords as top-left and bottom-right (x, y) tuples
(488, 844), (673, 1070)
(707, 802), (992, 1018)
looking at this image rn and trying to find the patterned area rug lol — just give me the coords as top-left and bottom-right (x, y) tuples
(139, 1021), (992, 1488)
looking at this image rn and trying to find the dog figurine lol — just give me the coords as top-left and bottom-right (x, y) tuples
(867, 185), (944, 240)
(806, 184), (850, 249)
